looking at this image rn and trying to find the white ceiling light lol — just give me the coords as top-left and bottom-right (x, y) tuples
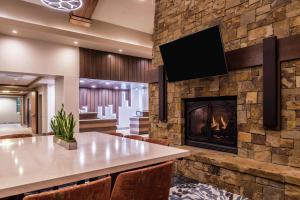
(12, 30), (18, 34)
(118, 49), (123, 52)
(73, 41), (79, 45)
(41, 0), (83, 12)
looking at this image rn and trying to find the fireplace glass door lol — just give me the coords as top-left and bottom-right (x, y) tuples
(185, 96), (237, 153)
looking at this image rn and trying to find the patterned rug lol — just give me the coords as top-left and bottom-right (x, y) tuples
(169, 175), (248, 200)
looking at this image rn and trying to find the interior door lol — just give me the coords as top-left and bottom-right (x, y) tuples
(30, 91), (38, 134)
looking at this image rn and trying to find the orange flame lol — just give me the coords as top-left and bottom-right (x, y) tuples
(211, 115), (228, 131)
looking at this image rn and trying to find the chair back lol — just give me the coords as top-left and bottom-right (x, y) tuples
(23, 176), (111, 200)
(124, 135), (144, 141)
(107, 132), (124, 137)
(0, 134), (32, 140)
(111, 161), (174, 200)
(145, 138), (170, 146)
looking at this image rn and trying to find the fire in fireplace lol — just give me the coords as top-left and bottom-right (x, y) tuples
(184, 96), (237, 153)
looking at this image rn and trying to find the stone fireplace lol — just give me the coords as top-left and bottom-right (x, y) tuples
(150, 0), (300, 199)
(185, 96), (237, 153)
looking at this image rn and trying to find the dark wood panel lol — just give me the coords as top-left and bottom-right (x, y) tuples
(80, 48), (152, 83)
(79, 88), (131, 119)
(150, 34), (300, 83)
(79, 112), (98, 120)
(263, 36), (280, 130)
(278, 34), (300, 61)
(226, 43), (263, 70)
(79, 119), (117, 134)
(159, 65), (167, 122)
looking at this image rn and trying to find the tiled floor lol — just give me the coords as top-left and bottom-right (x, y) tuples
(170, 175), (248, 200)
(0, 123), (32, 136)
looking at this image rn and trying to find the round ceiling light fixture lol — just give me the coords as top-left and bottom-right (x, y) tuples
(41, 0), (83, 12)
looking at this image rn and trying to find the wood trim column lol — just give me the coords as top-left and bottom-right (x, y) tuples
(159, 65), (167, 122)
(263, 36), (280, 130)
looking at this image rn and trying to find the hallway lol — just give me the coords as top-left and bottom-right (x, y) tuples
(0, 124), (32, 137)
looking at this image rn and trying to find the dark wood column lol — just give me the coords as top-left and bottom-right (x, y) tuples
(263, 36), (280, 130)
(159, 65), (167, 122)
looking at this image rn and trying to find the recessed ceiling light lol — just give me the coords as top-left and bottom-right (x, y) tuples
(105, 82), (110, 85)
(41, 0), (83, 12)
(14, 78), (19, 81)
(12, 30), (18, 34)
(114, 87), (119, 90)
(91, 85), (96, 88)
(2, 90), (10, 93)
(73, 41), (79, 45)
(118, 49), (123, 52)
(80, 80), (85, 83)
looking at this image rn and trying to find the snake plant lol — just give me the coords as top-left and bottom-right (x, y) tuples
(50, 105), (76, 142)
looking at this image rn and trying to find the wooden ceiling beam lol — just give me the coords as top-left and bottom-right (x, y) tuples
(69, 0), (99, 28)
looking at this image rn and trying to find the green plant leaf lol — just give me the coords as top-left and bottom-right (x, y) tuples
(50, 104), (76, 142)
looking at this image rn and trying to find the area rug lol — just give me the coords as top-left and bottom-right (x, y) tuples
(169, 175), (248, 200)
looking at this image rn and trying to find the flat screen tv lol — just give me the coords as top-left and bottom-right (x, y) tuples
(159, 25), (228, 82)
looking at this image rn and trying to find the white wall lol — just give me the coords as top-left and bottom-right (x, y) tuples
(0, 35), (79, 131)
(47, 84), (55, 132)
(0, 97), (20, 124)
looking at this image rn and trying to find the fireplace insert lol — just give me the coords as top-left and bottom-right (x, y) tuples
(184, 96), (237, 153)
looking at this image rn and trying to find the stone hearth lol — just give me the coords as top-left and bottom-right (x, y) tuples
(150, 0), (300, 199)
(176, 147), (300, 199)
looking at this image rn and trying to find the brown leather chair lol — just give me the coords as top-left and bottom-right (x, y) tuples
(124, 135), (144, 141)
(110, 161), (174, 200)
(107, 132), (124, 137)
(0, 134), (32, 140)
(145, 138), (170, 146)
(23, 176), (111, 200)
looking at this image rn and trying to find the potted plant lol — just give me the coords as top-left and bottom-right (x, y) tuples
(51, 105), (77, 150)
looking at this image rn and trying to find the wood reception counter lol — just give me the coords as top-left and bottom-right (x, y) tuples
(79, 112), (98, 120)
(79, 113), (117, 133)
(79, 119), (117, 133)
(130, 117), (150, 135)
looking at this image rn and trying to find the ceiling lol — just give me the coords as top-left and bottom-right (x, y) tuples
(80, 78), (148, 90)
(93, 0), (155, 34)
(21, 0), (155, 34)
(0, 0), (153, 59)
(0, 71), (56, 96)
(0, 72), (38, 86)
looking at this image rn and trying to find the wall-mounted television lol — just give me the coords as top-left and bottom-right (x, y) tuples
(159, 25), (228, 82)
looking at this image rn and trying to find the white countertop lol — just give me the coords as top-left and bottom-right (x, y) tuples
(0, 132), (190, 198)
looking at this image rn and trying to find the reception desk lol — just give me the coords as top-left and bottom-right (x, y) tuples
(129, 117), (150, 135)
(79, 112), (117, 133)
(79, 112), (98, 120)
(79, 119), (117, 134)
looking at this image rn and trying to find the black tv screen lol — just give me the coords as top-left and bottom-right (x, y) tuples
(159, 25), (228, 82)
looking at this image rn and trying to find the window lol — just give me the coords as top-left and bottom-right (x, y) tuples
(16, 97), (21, 113)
